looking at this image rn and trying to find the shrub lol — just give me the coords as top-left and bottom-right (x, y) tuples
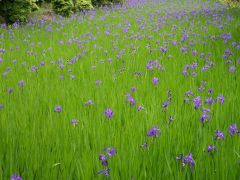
(31, 0), (40, 11)
(75, 0), (93, 11)
(91, 0), (105, 6)
(35, 0), (52, 6)
(52, 0), (73, 17)
(0, 0), (33, 23)
(91, 0), (123, 6)
(220, 0), (240, 8)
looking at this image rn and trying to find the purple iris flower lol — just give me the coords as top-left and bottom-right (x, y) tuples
(40, 61), (45, 66)
(192, 50), (198, 56)
(181, 33), (189, 42)
(193, 96), (201, 109)
(176, 153), (183, 161)
(0, 48), (5, 53)
(102, 168), (110, 176)
(215, 130), (224, 140)
(162, 102), (170, 110)
(229, 66), (236, 72)
(54, 105), (62, 113)
(31, 65), (38, 72)
(228, 124), (239, 136)
(208, 89), (213, 94)
(131, 86), (137, 92)
(172, 40), (177, 46)
(183, 153), (195, 168)
(191, 72), (197, 77)
(152, 77), (159, 85)
(141, 141), (148, 149)
(70, 119), (79, 126)
(137, 105), (143, 111)
(99, 154), (108, 166)
(7, 88), (13, 93)
(185, 90), (193, 97)
(180, 47), (188, 53)
(106, 148), (116, 157)
(96, 80), (102, 86)
(59, 64), (64, 69)
(191, 62), (198, 69)
(200, 113), (209, 123)
(160, 46), (168, 53)
(207, 144), (217, 153)
(198, 85), (205, 92)
(127, 94), (135, 106)
(217, 95), (224, 104)
(0, 104), (4, 109)
(224, 49), (233, 56)
(225, 60), (232, 64)
(10, 174), (22, 180)
(204, 97), (214, 106)
(146, 64), (154, 71)
(18, 80), (24, 87)
(85, 100), (93, 106)
(147, 126), (160, 137)
(104, 108), (114, 119)
(97, 168), (110, 176)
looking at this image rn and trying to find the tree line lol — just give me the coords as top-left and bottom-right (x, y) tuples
(0, 0), (239, 24)
(0, 0), (124, 24)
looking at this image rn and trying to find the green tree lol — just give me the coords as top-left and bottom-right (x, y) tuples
(0, 0), (34, 23)
(52, 0), (73, 17)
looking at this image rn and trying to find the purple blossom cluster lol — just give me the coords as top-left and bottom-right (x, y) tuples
(147, 126), (160, 137)
(146, 60), (164, 71)
(104, 108), (114, 119)
(126, 94), (135, 106)
(98, 147), (116, 176)
(176, 153), (195, 168)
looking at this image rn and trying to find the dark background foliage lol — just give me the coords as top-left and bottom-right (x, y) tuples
(0, 0), (239, 24)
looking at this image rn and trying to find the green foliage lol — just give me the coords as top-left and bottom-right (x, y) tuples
(53, 0), (93, 16)
(220, 0), (240, 8)
(52, 0), (73, 17)
(0, 0), (33, 23)
(31, 0), (40, 11)
(35, 0), (52, 6)
(75, 0), (93, 11)
(91, 0), (123, 6)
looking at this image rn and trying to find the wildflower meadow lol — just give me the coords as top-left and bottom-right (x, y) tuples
(0, 0), (240, 179)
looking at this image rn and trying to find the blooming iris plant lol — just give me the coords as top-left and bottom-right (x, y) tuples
(10, 174), (22, 180)
(215, 130), (224, 140)
(207, 144), (217, 153)
(147, 126), (160, 137)
(228, 124), (239, 136)
(104, 108), (114, 119)
(98, 147), (116, 176)
(193, 96), (202, 109)
(152, 77), (159, 85)
(54, 105), (62, 113)
(176, 153), (195, 168)
(127, 94), (135, 106)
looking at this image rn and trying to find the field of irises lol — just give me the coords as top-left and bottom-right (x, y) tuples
(0, 0), (240, 179)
